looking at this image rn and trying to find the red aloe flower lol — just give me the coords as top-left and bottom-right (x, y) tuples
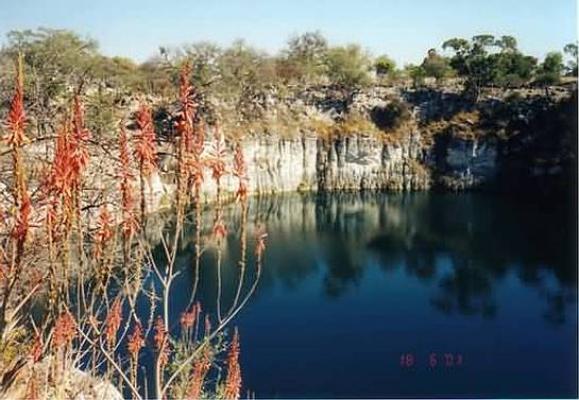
(12, 188), (31, 244)
(5, 54), (28, 148)
(45, 118), (72, 196)
(223, 329), (242, 400)
(104, 298), (122, 347)
(53, 311), (76, 348)
(232, 142), (248, 202)
(30, 333), (43, 363)
(212, 210), (227, 242)
(93, 205), (114, 260)
(127, 322), (144, 359)
(118, 125), (139, 239)
(134, 104), (158, 179)
(154, 316), (170, 367)
(187, 346), (212, 399)
(180, 303), (198, 330)
(5, 55), (32, 247)
(70, 95), (91, 185)
(208, 125), (227, 184)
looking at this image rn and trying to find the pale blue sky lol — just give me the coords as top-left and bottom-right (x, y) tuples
(0, 0), (576, 64)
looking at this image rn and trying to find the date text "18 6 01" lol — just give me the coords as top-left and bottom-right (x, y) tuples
(400, 353), (463, 368)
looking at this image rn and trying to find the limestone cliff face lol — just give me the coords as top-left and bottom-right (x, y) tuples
(152, 85), (574, 202)
(187, 131), (497, 202)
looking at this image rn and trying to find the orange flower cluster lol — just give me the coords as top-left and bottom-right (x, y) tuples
(104, 298), (122, 347)
(186, 347), (213, 399)
(175, 62), (206, 198)
(5, 54), (31, 246)
(127, 321), (144, 359)
(70, 95), (91, 187)
(44, 96), (91, 233)
(52, 311), (76, 348)
(134, 104), (157, 179)
(208, 126), (227, 185)
(6, 54), (28, 148)
(212, 210), (228, 242)
(223, 329), (242, 400)
(180, 302), (200, 330)
(232, 142), (248, 202)
(12, 188), (31, 246)
(93, 206), (114, 261)
(30, 333), (43, 363)
(154, 317), (170, 367)
(118, 125), (138, 239)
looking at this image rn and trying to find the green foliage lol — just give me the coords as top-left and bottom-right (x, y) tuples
(323, 44), (371, 87)
(182, 41), (222, 87)
(282, 31), (328, 83)
(374, 55), (396, 76)
(405, 64), (427, 87)
(421, 49), (452, 82)
(535, 52), (564, 87)
(442, 34), (542, 100)
(490, 51), (537, 88)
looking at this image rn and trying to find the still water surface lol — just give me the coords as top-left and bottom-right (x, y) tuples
(151, 192), (577, 398)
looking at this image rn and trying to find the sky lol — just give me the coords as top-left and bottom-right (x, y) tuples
(0, 0), (577, 65)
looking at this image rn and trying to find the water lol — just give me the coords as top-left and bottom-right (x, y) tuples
(152, 192), (578, 398)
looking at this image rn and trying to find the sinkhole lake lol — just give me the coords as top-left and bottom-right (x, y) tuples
(145, 192), (578, 398)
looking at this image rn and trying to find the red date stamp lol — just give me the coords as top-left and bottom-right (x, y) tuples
(400, 352), (463, 368)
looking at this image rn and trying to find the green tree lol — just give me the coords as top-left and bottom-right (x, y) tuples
(324, 44), (371, 87)
(405, 64), (427, 87)
(1, 28), (101, 136)
(421, 49), (451, 83)
(495, 35), (518, 52)
(374, 55), (396, 77)
(535, 52), (564, 96)
(282, 31), (328, 83)
(442, 34), (537, 100)
(182, 41), (223, 87)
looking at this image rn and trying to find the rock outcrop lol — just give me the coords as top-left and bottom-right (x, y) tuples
(148, 84), (575, 204)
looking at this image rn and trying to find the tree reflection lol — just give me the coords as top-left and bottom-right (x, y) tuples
(168, 191), (576, 325)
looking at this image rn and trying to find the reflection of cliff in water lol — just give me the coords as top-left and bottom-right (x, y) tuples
(154, 192), (576, 324)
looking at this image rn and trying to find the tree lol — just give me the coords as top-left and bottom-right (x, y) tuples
(495, 35), (518, 52)
(374, 55), (396, 77)
(535, 52), (564, 95)
(282, 31), (328, 83)
(2, 28), (101, 137)
(421, 49), (451, 83)
(324, 44), (371, 87)
(491, 51), (537, 88)
(182, 41), (223, 87)
(405, 64), (426, 87)
(442, 34), (537, 100)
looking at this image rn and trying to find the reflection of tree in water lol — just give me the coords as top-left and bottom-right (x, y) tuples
(322, 237), (363, 297)
(165, 192), (576, 324)
(430, 257), (497, 318)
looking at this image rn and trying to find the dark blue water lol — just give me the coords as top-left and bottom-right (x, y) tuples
(158, 192), (578, 398)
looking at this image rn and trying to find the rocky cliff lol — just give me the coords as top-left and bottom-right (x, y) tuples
(150, 84), (576, 203)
